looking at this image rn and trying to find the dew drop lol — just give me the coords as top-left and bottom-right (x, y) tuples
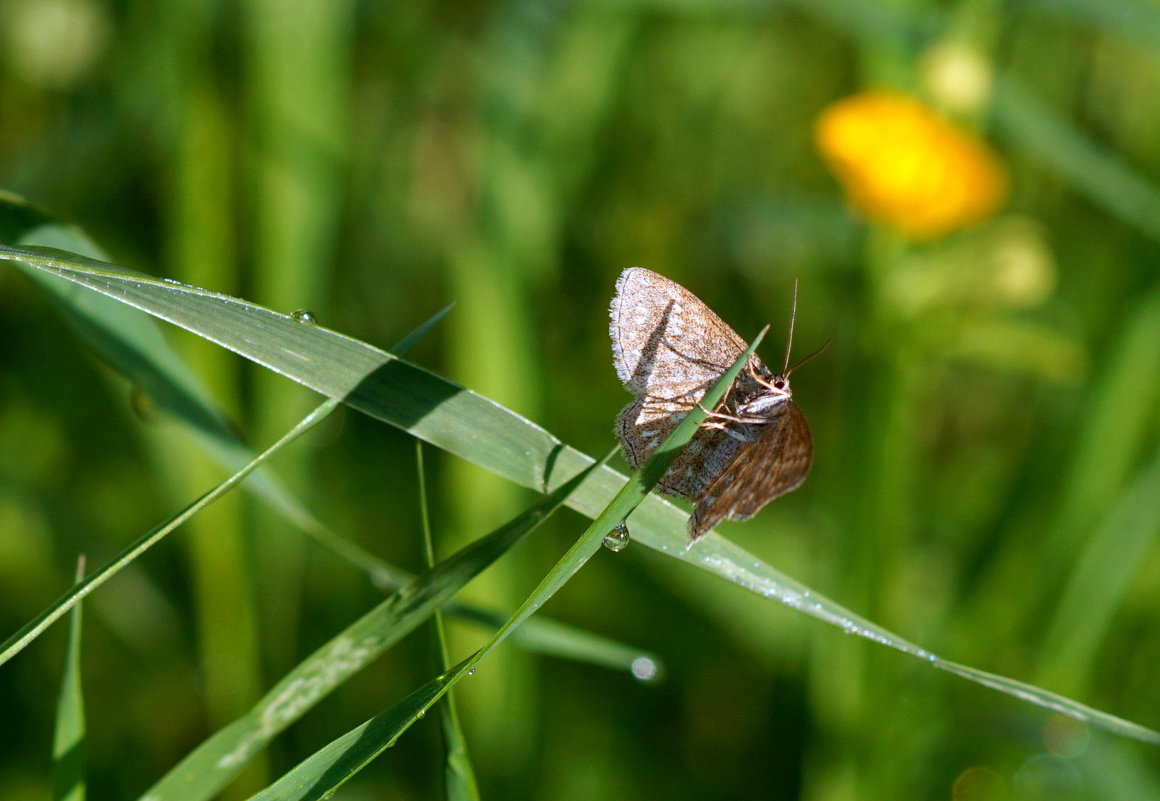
(416, 709), (426, 719)
(631, 656), (660, 682)
(602, 522), (631, 553)
(289, 309), (318, 324)
(467, 668), (476, 676)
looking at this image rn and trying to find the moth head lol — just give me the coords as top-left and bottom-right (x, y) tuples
(753, 373), (793, 401)
(738, 372), (793, 416)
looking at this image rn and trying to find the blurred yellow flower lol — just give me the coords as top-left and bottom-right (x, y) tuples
(816, 91), (1008, 239)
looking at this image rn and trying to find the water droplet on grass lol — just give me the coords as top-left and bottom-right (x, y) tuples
(603, 522), (630, 553)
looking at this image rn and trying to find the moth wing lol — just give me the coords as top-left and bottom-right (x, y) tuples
(615, 397), (748, 499)
(609, 267), (776, 507)
(610, 267), (755, 400)
(687, 401), (813, 542)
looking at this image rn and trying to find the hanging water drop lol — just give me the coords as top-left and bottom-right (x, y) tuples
(467, 668), (476, 676)
(289, 309), (318, 324)
(602, 522), (631, 553)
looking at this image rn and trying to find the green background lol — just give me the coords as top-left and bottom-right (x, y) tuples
(2, 0), (1159, 798)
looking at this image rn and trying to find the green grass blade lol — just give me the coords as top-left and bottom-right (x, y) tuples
(248, 660), (466, 801)
(0, 399), (340, 668)
(394, 302), (455, 357)
(490, 614), (660, 677)
(933, 659), (1160, 745)
(417, 442), (481, 801)
(52, 557), (87, 801)
(246, 329), (767, 801)
(4, 246), (1156, 744)
(140, 451), (609, 801)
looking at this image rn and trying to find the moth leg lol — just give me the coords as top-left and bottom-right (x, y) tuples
(695, 404), (766, 444)
(696, 404), (768, 426)
(695, 402), (733, 430)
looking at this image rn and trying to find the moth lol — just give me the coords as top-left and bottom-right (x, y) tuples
(609, 267), (820, 543)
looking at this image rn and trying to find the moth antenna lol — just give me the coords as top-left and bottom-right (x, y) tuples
(781, 278), (799, 375)
(786, 338), (831, 375)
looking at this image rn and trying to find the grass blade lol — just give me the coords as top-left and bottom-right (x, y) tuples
(934, 659), (1160, 745)
(53, 557), (87, 801)
(417, 442), (481, 801)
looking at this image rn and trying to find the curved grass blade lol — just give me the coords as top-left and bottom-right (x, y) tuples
(247, 330), (767, 800)
(3, 245), (1156, 744)
(53, 557), (87, 801)
(139, 450), (611, 801)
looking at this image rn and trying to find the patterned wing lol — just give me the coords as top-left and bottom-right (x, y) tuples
(610, 267), (771, 498)
(687, 401), (813, 542)
(614, 396), (748, 499)
(610, 267), (752, 403)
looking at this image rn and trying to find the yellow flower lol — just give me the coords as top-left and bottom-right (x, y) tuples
(815, 91), (1008, 239)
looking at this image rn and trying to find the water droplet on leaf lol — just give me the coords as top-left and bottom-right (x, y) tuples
(602, 522), (630, 553)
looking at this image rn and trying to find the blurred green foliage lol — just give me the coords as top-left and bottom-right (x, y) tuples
(2, 0), (1160, 799)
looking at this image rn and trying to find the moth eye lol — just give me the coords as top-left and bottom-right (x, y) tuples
(774, 379), (786, 390)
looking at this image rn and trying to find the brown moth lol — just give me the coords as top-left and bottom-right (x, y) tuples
(609, 267), (819, 543)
